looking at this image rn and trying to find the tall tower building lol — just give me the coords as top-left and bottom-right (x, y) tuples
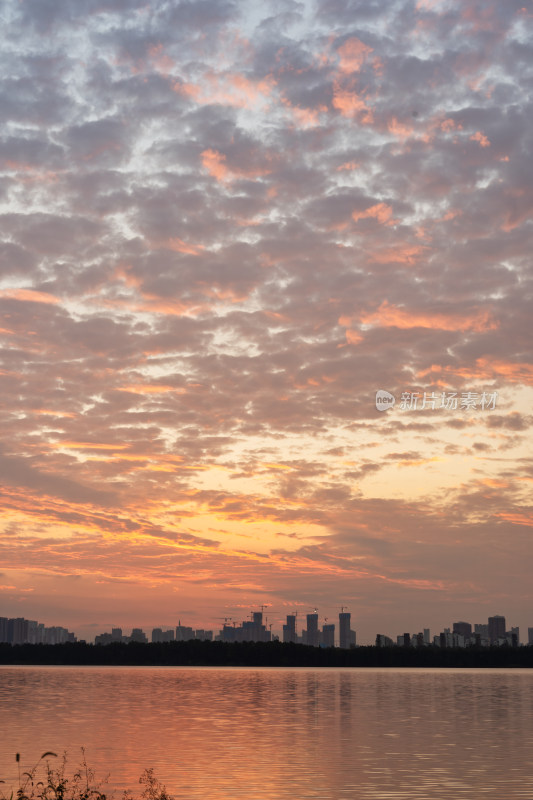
(306, 613), (319, 647)
(488, 615), (506, 644)
(339, 612), (351, 649)
(283, 615), (296, 644)
(322, 623), (335, 648)
(453, 621), (472, 638)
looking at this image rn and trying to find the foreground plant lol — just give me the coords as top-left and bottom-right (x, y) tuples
(0, 753), (173, 800)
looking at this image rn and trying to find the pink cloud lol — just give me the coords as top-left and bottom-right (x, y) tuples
(148, 44), (175, 75)
(337, 38), (373, 74)
(176, 71), (276, 110)
(332, 82), (373, 121)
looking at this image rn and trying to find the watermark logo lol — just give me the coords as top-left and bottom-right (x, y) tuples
(375, 390), (498, 412)
(376, 390), (396, 412)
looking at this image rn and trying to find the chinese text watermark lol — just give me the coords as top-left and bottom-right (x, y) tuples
(376, 390), (498, 412)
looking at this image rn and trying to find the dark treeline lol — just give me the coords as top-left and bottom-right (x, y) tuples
(1, 640), (533, 667)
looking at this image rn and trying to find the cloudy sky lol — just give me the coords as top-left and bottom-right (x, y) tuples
(1, 0), (532, 644)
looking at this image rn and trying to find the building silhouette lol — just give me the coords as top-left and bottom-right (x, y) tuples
(453, 621), (472, 638)
(306, 613), (319, 647)
(488, 615), (506, 644)
(0, 616), (75, 645)
(339, 611), (356, 649)
(322, 623), (335, 648)
(283, 615), (297, 644)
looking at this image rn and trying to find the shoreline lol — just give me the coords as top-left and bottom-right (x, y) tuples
(1, 640), (532, 668)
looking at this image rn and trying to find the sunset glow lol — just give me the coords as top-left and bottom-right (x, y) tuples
(0, 0), (532, 644)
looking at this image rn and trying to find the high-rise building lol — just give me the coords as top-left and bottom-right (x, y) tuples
(130, 628), (148, 643)
(176, 624), (195, 641)
(474, 624), (489, 644)
(283, 615), (296, 644)
(528, 628), (533, 646)
(241, 611), (270, 642)
(488, 615), (506, 644)
(453, 621), (472, 638)
(306, 613), (319, 647)
(322, 623), (335, 648)
(8, 618), (28, 645)
(339, 612), (351, 649)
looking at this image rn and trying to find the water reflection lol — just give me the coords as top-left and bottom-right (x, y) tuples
(1, 668), (533, 799)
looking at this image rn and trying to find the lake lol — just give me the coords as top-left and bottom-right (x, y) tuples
(1, 667), (532, 799)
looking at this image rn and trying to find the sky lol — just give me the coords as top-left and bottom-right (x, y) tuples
(0, 0), (532, 645)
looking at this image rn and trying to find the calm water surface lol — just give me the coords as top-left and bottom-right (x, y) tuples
(1, 667), (532, 800)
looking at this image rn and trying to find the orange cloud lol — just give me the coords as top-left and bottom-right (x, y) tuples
(388, 117), (414, 139)
(419, 115), (464, 144)
(281, 97), (328, 128)
(34, 409), (77, 418)
(360, 301), (499, 332)
(345, 329), (363, 345)
(202, 149), (231, 182)
(440, 118), (461, 132)
(201, 148), (272, 184)
(118, 385), (187, 395)
(370, 244), (428, 265)
(52, 442), (130, 451)
(99, 293), (209, 318)
(332, 83), (373, 121)
(494, 511), (533, 527)
(352, 202), (398, 226)
(470, 131), (491, 147)
(331, 82), (374, 125)
(427, 358), (533, 385)
(0, 289), (60, 304)
(500, 188), (529, 231)
(165, 238), (205, 256)
(337, 161), (359, 171)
